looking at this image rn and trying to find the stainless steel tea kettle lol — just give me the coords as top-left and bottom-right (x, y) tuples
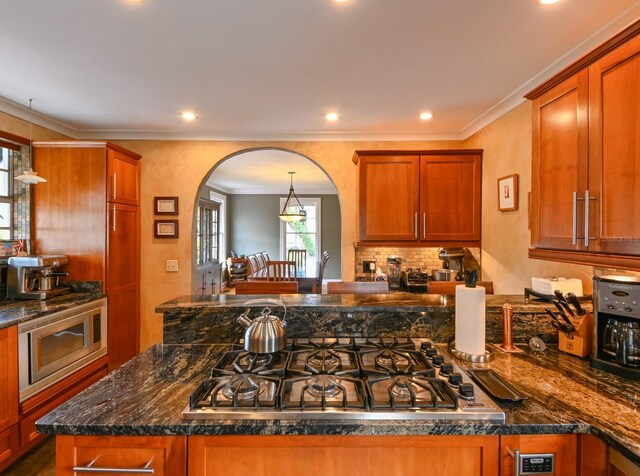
(237, 298), (287, 353)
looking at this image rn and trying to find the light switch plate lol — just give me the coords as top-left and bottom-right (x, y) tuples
(166, 259), (179, 272)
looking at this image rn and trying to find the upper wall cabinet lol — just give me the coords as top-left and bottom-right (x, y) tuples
(528, 22), (640, 269)
(108, 149), (140, 206)
(354, 150), (482, 247)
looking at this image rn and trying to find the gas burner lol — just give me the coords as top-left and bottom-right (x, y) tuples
(368, 375), (458, 409)
(306, 375), (341, 398)
(351, 337), (416, 351)
(233, 353), (273, 373)
(305, 349), (342, 374)
(372, 349), (413, 374)
(291, 337), (344, 350)
(219, 374), (262, 400)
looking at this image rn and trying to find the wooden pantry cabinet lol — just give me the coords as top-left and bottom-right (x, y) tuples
(33, 141), (141, 371)
(528, 22), (640, 269)
(354, 150), (482, 246)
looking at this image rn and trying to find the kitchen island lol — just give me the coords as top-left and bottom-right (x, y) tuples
(37, 341), (640, 475)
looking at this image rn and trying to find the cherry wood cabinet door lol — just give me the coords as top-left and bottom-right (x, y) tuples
(531, 70), (589, 251)
(588, 34), (640, 255)
(108, 149), (140, 206)
(189, 435), (499, 476)
(0, 326), (18, 434)
(357, 155), (420, 241)
(501, 434), (578, 476)
(420, 154), (481, 242)
(107, 203), (140, 370)
(56, 435), (186, 476)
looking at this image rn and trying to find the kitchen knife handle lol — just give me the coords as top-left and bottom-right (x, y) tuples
(584, 190), (597, 247)
(422, 213), (426, 239)
(566, 292), (586, 316)
(414, 212), (418, 239)
(572, 191), (578, 245)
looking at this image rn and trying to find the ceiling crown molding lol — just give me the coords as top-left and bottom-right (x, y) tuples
(0, 96), (78, 138)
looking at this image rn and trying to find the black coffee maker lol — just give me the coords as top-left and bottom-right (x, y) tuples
(592, 276), (640, 380)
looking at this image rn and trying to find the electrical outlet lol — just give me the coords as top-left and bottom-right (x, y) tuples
(166, 259), (179, 272)
(363, 260), (376, 272)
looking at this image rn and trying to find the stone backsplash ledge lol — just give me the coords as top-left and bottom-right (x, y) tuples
(159, 294), (577, 345)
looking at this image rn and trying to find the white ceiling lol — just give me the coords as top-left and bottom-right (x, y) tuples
(207, 150), (336, 194)
(0, 0), (639, 141)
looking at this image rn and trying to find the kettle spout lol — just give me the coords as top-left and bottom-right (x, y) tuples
(237, 309), (253, 328)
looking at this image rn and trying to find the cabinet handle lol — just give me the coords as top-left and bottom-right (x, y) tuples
(112, 206), (117, 232)
(112, 173), (117, 200)
(584, 190), (597, 247)
(73, 457), (155, 473)
(572, 192), (578, 245)
(506, 447), (521, 476)
(414, 212), (418, 239)
(422, 213), (426, 239)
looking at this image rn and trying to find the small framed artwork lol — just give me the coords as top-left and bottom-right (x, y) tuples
(154, 196), (179, 215)
(498, 174), (519, 211)
(154, 220), (179, 238)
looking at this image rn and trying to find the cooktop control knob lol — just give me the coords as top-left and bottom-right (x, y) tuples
(432, 355), (445, 366)
(424, 348), (438, 358)
(448, 373), (463, 385)
(420, 342), (433, 351)
(439, 363), (453, 375)
(459, 383), (475, 399)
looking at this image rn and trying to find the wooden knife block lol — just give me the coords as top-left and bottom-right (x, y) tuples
(558, 311), (593, 357)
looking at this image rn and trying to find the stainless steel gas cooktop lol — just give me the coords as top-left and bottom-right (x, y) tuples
(182, 337), (505, 421)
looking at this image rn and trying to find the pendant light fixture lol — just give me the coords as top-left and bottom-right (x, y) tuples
(14, 99), (46, 184)
(279, 172), (306, 222)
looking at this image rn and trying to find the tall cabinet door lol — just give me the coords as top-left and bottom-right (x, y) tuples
(357, 155), (420, 241)
(108, 150), (140, 206)
(531, 70), (589, 250)
(420, 154), (481, 242)
(107, 203), (140, 370)
(589, 34), (640, 255)
(0, 326), (18, 433)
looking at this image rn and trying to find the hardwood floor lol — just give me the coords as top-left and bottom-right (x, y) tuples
(2, 436), (55, 475)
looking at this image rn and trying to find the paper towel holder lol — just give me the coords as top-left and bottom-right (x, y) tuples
(449, 341), (495, 362)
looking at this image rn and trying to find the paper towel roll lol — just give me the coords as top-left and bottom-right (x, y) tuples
(455, 285), (486, 355)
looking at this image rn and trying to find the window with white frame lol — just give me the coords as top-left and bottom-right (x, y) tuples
(196, 199), (220, 266)
(279, 197), (321, 271)
(0, 146), (13, 239)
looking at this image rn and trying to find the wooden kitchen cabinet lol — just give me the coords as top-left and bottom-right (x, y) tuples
(501, 434), (578, 476)
(0, 326), (18, 435)
(33, 141), (141, 371)
(56, 435), (186, 476)
(189, 435), (499, 476)
(528, 23), (640, 269)
(354, 150), (482, 246)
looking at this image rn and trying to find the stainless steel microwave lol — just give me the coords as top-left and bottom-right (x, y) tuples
(18, 298), (107, 401)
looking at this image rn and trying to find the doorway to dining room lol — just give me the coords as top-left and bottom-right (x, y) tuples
(193, 148), (341, 294)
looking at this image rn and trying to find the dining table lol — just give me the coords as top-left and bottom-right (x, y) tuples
(247, 263), (319, 292)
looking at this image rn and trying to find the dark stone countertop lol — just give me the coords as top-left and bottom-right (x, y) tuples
(156, 293), (557, 313)
(0, 282), (104, 330)
(36, 342), (639, 466)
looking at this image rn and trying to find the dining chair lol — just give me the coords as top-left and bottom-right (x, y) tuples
(287, 249), (307, 273)
(235, 281), (298, 294)
(265, 260), (297, 281)
(247, 255), (260, 274)
(327, 281), (389, 294)
(299, 251), (330, 294)
(255, 253), (266, 270)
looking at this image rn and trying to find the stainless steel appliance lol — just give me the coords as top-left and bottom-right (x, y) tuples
(7, 255), (70, 300)
(18, 298), (108, 401)
(592, 276), (640, 380)
(386, 256), (402, 290)
(183, 337), (505, 421)
(401, 268), (430, 292)
(237, 299), (288, 353)
(438, 248), (465, 281)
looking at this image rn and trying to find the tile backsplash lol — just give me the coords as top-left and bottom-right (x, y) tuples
(355, 247), (482, 274)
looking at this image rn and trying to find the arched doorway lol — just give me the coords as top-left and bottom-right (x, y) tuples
(192, 148), (342, 294)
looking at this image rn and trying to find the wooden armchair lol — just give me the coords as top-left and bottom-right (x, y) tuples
(265, 261), (297, 281)
(287, 249), (307, 273)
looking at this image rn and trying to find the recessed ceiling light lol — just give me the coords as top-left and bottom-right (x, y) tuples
(536, 0), (560, 5)
(326, 112), (339, 121)
(182, 112), (197, 121)
(124, 0), (145, 3)
(333, 0), (349, 3)
(420, 112), (433, 120)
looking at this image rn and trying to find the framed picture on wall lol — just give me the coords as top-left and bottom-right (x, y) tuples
(154, 220), (179, 238)
(154, 196), (179, 215)
(497, 174), (518, 211)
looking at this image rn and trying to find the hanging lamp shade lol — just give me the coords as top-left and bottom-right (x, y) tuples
(15, 168), (47, 184)
(279, 172), (306, 222)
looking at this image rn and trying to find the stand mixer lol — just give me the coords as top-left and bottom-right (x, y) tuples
(437, 248), (465, 281)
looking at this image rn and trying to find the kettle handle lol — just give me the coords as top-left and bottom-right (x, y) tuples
(242, 298), (287, 325)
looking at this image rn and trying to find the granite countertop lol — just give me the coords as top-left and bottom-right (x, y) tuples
(36, 342), (639, 465)
(156, 293), (562, 313)
(0, 282), (104, 329)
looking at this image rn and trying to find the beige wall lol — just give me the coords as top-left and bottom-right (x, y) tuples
(464, 102), (594, 294)
(0, 105), (595, 352)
